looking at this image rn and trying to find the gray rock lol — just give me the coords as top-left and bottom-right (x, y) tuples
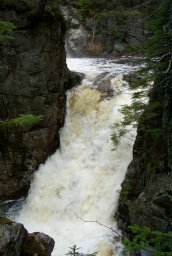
(21, 232), (55, 256)
(65, 71), (84, 90)
(113, 42), (125, 53)
(66, 26), (89, 56)
(0, 217), (55, 256)
(0, 219), (27, 256)
(60, 5), (80, 28)
(33, 232), (55, 255)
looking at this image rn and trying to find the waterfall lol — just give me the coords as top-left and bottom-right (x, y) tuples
(17, 57), (138, 256)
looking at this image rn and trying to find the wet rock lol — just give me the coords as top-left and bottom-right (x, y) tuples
(0, 218), (27, 256)
(21, 232), (55, 256)
(0, 217), (55, 256)
(0, 1), (75, 200)
(129, 174), (172, 231)
(117, 77), (172, 233)
(92, 72), (114, 97)
(65, 71), (84, 90)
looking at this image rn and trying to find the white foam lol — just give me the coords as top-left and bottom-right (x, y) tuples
(17, 58), (137, 256)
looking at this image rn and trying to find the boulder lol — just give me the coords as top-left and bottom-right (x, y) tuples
(66, 26), (89, 56)
(21, 232), (55, 256)
(0, 218), (27, 256)
(0, 217), (55, 256)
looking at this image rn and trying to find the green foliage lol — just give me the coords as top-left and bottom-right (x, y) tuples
(111, 96), (147, 148)
(76, 0), (154, 50)
(0, 114), (44, 129)
(0, 21), (16, 43)
(76, 0), (101, 17)
(76, 0), (126, 42)
(111, 0), (171, 148)
(0, 21), (43, 130)
(66, 245), (98, 256)
(124, 225), (172, 255)
(0, 21), (15, 33)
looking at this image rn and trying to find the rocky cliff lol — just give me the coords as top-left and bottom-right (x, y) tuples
(60, 0), (146, 56)
(0, 0), (78, 200)
(117, 52), (172, 234)
(117, 0), (172, 235)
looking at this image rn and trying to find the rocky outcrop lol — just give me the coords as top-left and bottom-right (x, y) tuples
(65, 26), (89, 56)
(21, 232), (55, 256)
(0, 217), (27, 256)
(124, 14), (144, 47)
(60, 5), (89, 56)
(117, 76), (172, 233)
(0, 0), (78, 200)
(60, 1), (146, 56)
(0, 217), (54, 256)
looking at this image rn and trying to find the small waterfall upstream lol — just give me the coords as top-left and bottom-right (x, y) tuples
(17, 57), (139, 256)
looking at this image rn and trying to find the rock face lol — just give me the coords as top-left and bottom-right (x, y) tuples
(0, 0), (76, 200)
(21, 232), (55, 256)
(117, 81), (172, 233)
(0, 218), (27, 256)
(124, 14), (144, 46)
(60, 5), (89, 56)
(66, 26), (88, 56)
(0, 217), (55, 256)
(60, 1), (145, 56)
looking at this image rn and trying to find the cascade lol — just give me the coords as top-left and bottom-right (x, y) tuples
(17, 57), (138, 256)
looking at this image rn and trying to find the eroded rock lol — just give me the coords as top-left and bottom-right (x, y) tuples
(0, 217), (55, 256)
(117, 74), (172, 233)
(0, 1), (76, 200)
(21, 232), (55, 256)
(66, 26), (89, 56)
(0, 218), (27, 256)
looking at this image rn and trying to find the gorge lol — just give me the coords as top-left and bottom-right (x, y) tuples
(16, 57), (139, 256)
(0, 0), (172, 255)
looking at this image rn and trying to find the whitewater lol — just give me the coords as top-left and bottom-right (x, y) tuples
(17, 57), (138, 256)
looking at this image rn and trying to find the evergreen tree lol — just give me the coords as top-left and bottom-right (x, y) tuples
(111, 0), (172, 151)
(0, 21), (15, 43)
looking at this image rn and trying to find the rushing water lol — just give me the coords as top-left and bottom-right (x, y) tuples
(17, 57), (138, 256)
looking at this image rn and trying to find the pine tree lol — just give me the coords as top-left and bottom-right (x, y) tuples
(111, 0), (172, 150)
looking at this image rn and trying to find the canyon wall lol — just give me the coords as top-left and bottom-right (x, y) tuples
(0, 0), (77, 200)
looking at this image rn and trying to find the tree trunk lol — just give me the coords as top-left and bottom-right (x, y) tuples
(91, 16), (96, 44)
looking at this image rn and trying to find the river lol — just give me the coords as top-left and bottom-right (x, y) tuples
(16, 57), (139, 256)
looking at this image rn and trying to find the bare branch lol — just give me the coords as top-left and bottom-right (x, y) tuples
(164, 59), (172, 74)
(75, 213), (122, 238)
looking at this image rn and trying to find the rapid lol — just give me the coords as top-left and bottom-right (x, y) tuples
(16, 57), (139, 256)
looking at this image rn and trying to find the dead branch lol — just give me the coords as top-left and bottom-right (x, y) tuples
(75, 213), (122, 238)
